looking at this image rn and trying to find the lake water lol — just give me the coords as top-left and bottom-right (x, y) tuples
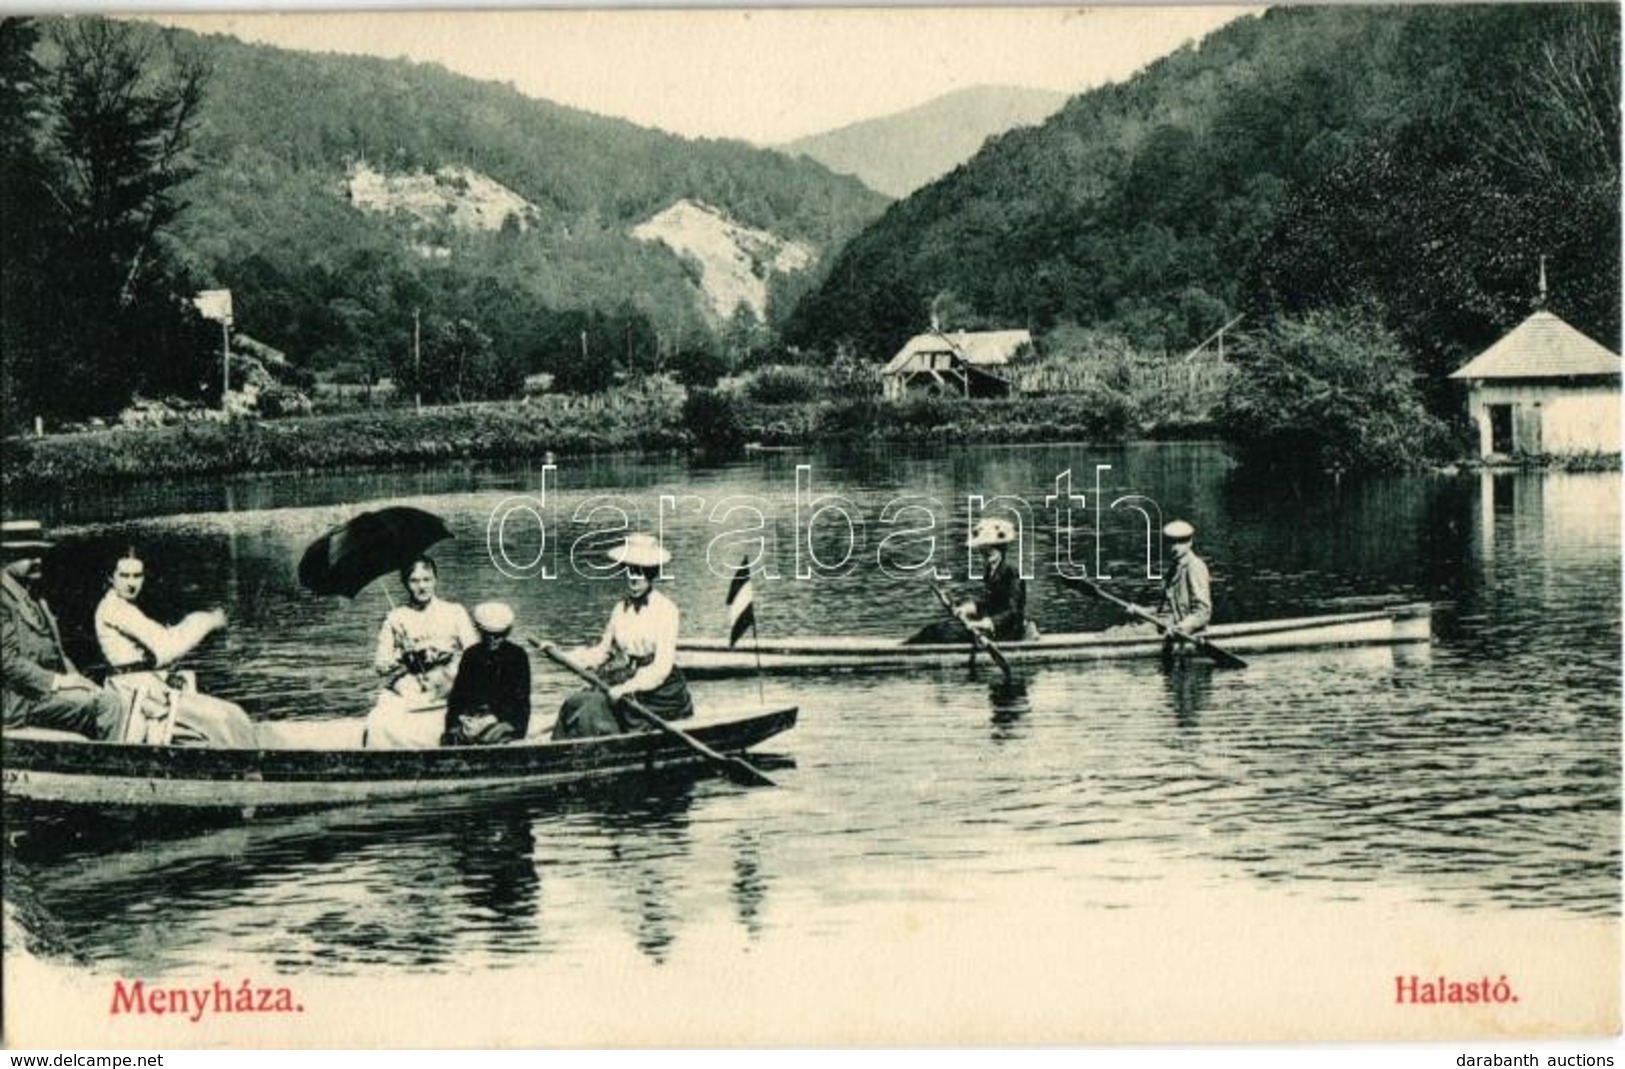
(4, 442), (1619, 990)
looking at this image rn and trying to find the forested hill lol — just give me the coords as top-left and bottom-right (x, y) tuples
(784, 5), (1620, 385)
(781, 85), (1070, 197)
(146, 20), (889, 375)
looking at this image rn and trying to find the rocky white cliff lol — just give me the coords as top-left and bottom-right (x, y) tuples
(346, 162), (539, 240)
(631, 199), (815, 321)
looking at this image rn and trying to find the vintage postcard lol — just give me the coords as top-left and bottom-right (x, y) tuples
(1, 4), (1619, 1050)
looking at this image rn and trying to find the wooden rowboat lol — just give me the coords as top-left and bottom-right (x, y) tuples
(1, 705), (797, 811)
(678, 604), (1432, 677)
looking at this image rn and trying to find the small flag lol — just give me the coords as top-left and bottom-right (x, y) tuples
(727, 559), (756, 648)
(193, 289), (234, 325)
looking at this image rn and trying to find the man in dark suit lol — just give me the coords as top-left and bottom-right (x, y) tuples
(1, 520), (126, 739)
(443, 601), (531, 745)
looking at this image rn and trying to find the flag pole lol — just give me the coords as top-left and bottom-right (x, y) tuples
(751, 615), (764, 706)
(728, 555), (765, 707)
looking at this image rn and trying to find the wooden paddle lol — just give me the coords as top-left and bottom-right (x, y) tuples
(527, 638), (776, 788)
(1058, 574), (1248, 669)
(930, 583), (1016, 683)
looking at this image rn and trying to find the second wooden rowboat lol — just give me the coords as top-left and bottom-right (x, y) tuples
(677, 604), (1432, 677)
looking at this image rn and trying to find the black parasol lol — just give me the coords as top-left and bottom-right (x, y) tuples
(298, 506), (454, 598)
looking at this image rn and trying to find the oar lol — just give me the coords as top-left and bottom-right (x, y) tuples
(1058, 574), (1248, 670)
(526, 638), (776, 788)
(930, 583), (1015, 683)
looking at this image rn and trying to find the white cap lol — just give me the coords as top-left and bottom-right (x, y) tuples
(1163, 519), (1196, 541)
(472, 601), (515, 634)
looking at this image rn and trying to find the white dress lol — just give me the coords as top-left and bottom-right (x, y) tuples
(94, 591), (257, 748)
(364, 597), (478, 749)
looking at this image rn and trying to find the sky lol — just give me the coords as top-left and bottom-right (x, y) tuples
(143, 7), (1258, 145)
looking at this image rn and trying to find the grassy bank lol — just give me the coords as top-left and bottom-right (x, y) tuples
(7, 388), (1208, 490)
(731, 393), (1150, 449)
(2, 390), (687, 491)
(16, 384), (1598, 491)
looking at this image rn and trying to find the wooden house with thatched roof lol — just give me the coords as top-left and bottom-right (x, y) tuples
(1449, 310), (1620, 458)
(881, 329), (1031, 400)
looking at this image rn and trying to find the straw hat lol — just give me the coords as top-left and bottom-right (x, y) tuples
(967, 518), (1017, 549)
(1, 520), (54, 559)
(1162, 519), (1196, 542)
(608, 533), (671, 569)
(472, 601), (515, 635)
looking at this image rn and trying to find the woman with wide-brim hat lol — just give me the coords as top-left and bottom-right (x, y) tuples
(549, 533), (694, 740)
(906, 517), (1033, 644)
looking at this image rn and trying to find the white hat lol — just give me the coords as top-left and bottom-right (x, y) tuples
(608, 533), (671, 569)
(1163, 519), (1196, 541)
(968, 518), (1017, 549)
(472, 601), (515, 634)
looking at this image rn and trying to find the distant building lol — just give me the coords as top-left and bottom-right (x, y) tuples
(1449, 311), (1620, 458)
(882, 329), (1031, 400)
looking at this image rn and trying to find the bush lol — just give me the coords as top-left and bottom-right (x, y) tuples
(668, 347), (729, 389)
(682, 388), (748, 453)
(898, 393), (966, 428)
(813, 397), (885, 436)
(743, 364), (824, 405)
(1217, 308), (1450, 476)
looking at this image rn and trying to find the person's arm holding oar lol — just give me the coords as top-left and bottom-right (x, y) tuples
(930, 582), (1015, 682)
(1058, 573), (1246, 669)
(529, 638), (776, 788)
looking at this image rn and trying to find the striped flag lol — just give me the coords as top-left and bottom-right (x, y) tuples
(727, 559), (756, 647)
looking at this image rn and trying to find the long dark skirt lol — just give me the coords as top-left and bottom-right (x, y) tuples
(551, 671), (694, 740)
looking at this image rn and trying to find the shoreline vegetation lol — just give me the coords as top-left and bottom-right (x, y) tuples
(4, 386), (1614, 494)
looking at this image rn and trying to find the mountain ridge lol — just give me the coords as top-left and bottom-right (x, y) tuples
(131, 18), (889, 374)
(779, 84), (1070, 197)
(783, 6), (1620, 380)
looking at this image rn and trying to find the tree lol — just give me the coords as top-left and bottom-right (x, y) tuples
(394, 315), (517, 404)
(43, 20), (209, 310)
(1217, 307), (1452, 477)
(667, 345), (727, 388)
(0, 18), (52, 429)
(7, 19), (216, 422)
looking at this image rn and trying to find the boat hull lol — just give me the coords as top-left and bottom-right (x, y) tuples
(2, 706), (797, 810)
(678, 604), (1432, 677)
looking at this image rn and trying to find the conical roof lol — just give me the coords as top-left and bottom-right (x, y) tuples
(1450, 311), (1620, 380)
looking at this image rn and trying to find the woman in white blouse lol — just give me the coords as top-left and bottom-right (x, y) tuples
(363, 555), (479, 748)
(94, 550), (257, 747)
(550, 534), (693, 740)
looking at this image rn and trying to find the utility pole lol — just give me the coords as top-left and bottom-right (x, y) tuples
(220, 318), (231, 415)
(414, 307), (422, 414)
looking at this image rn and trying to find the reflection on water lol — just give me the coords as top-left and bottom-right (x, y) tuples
(6, 775), (716, 974)
(1162, 659), (1213, 729)
(5, 444), (1618, 975)
(988, 679), (1032, 740)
